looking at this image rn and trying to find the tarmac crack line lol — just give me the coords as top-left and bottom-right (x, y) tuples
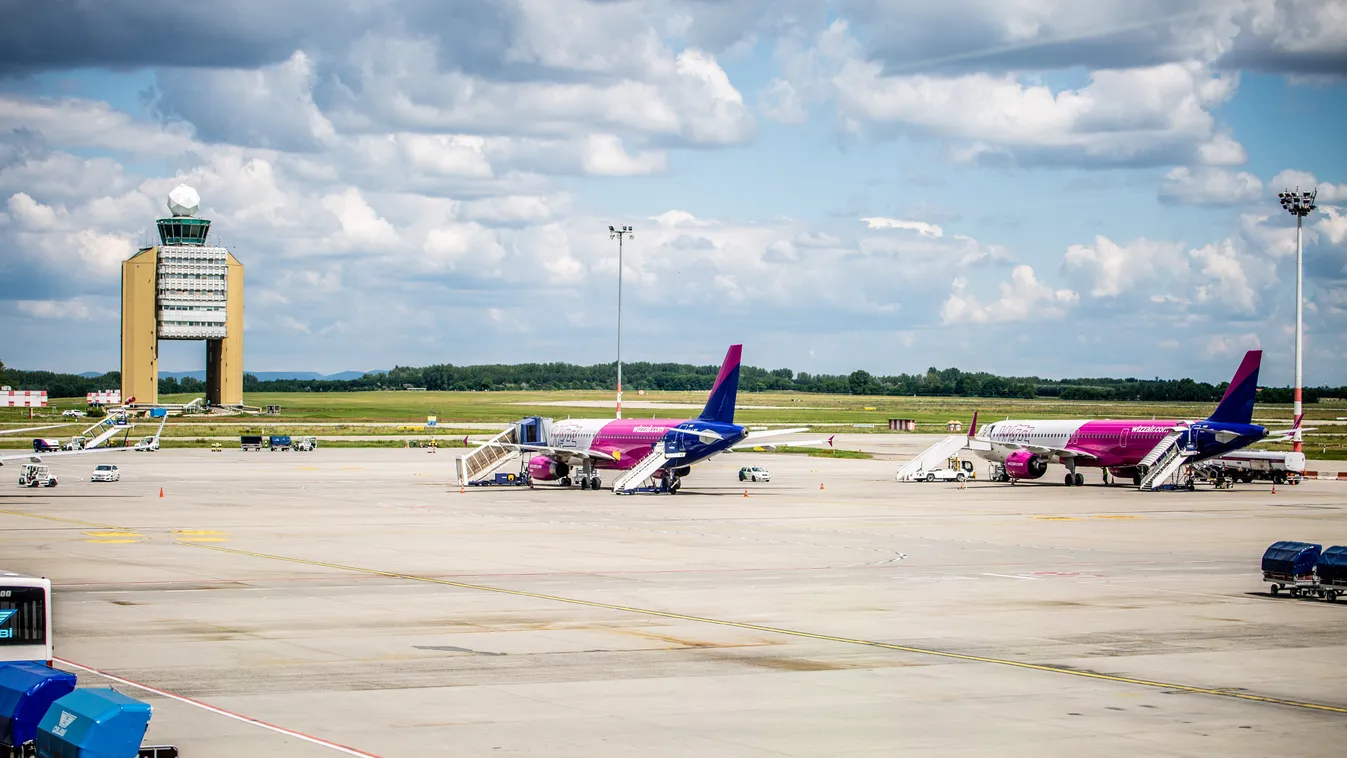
(177, 541), (1347, 716)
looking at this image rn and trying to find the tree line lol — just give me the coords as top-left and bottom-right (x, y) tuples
(2, 358), (1339, 404)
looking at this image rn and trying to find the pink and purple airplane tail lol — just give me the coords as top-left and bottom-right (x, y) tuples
(697, 344), (742, 424)
(1207, 349), (1262, 425)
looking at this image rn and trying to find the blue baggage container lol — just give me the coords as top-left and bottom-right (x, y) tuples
(1261, 541), (1321, 577)
(1317, 546), (1347, 585)
(0, 662), (77, 747)
(36, 688), (151, 758)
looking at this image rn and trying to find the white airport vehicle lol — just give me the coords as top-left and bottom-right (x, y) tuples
(0, 571), (53, 665)
(912, 456), (976, 482)
(61, 409), (86, 418)
(738, 466), (771, 482)
(91, 464), (121, 482)
(17, 464), (58, 488)
(134, 435), (160, 451)
(294, 436), (319, 451)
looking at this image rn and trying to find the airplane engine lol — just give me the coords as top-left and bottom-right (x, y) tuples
(1004, 450), (1048, 480)
(527, 456), (569, 481)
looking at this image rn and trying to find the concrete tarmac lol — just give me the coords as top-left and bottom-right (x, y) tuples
(2, 447), (1346, 756)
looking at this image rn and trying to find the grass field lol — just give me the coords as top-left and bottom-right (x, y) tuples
(3, 391), (1344, 457)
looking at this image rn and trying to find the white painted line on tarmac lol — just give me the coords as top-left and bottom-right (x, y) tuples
(54, 657), (382, 757)
(982, 573), (1041, 580)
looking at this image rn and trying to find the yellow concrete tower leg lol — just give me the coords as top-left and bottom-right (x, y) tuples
(207, 252), (245, 406)
(120, 247), (159, 405)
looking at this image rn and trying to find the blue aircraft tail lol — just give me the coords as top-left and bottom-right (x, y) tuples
(697, 344), (742, 424)
(1207, 349), (1261, 425)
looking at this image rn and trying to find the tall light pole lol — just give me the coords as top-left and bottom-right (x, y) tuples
(1278, 188), (1316, 454)
(608, 225), (634, 419)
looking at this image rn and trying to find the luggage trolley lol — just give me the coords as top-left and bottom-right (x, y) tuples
(1317, 546), (1347, 603)
(1261, 541), (1323, 598)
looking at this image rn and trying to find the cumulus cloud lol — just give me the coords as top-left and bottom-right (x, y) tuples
(832, 55), (1242, 166)
(759, 78), (810, 124)
(1269, 169), (1346, 203)
(1189, 239), (1258, 313)
(1063, 236), (1189, 297)
(941, 265), (1078, 324)
(1159, 166), (1263, 205)
(861, 217), (943, 237)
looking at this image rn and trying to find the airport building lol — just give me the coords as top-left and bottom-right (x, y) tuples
(121, 185), (244, 406)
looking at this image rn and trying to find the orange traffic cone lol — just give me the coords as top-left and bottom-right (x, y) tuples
(743, 489), (749, 498)
(1271, 483), (1277, 495)
(819, 482), (825, 490)
(158, 487), (164, 498)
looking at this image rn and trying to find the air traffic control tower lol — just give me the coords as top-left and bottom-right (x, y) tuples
(121, 185), (244, 406)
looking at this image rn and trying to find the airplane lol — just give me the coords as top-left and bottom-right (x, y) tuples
(0, 410), (169, 467)
(961, 349), (1280, 487)
(476, 344), (832, 493)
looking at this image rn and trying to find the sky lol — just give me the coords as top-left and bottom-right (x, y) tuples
(0, 0), (1344, 385)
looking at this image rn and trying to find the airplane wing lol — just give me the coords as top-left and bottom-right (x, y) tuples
(999, 442), (1099, 461)
(0, 424), (71, 436)
(1265, 427), (1317, 442)
(740, 427), (810, 441)
(731, 435), (835, 452)
(487, 442), (618, 462)
(0, 412), (168, 466)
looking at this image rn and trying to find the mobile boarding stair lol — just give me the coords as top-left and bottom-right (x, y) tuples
(66, 411), (132, 450)
(896, 435), (970, 482)
(1138, 430), (1195, 491)
(456, 416), (550, 486)
(613, 437), (686, 494)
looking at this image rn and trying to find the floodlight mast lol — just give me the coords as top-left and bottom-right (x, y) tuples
(608, 225), (634, 419)
(1278, 188), (1316, 454)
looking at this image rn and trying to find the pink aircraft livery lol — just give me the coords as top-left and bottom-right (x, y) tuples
(464, 344), (830, 493)
(951, 350), (1288, 488)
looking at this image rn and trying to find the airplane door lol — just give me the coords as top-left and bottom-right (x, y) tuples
(1120, 427), (1129, 449)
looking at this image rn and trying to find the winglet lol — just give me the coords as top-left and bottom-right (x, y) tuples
(968, 411), (979, 438)
(827, 435), (835, 448)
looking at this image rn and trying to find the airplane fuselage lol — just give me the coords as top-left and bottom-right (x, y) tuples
(977, 418), (1267, 470)
(535, 417), (748, 472)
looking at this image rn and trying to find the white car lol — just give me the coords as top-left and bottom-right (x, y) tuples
(62, 409), (86, 418)
(91, 464), (121, 482)
(917, 459), (976, 482)
(738, 466), (771, 482)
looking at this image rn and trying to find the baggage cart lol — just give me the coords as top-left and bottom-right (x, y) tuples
(1261, 540), (1322, 598)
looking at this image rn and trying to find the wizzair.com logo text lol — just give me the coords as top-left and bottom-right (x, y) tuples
(0, 609), (15, 639)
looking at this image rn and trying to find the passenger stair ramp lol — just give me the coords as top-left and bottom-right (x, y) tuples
(82, 412), (132, 449)
(1138, 431), (1192, 491)
(613, 438), (685, 493)
(455, 416), (550, 485)
(86, 422), (133, 449)
(896, 435), (968, 482)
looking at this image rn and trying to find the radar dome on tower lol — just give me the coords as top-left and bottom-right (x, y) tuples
(167, 184), (200, 217)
